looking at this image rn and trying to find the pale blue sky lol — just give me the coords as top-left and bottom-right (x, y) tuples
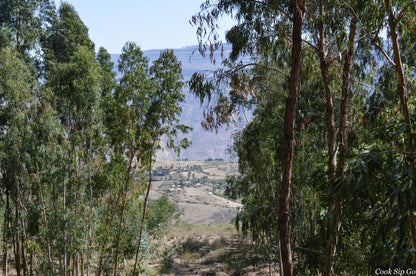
(62, 0), (234, 53)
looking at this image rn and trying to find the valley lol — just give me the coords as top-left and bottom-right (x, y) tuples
(143, 160), (278, 275)
(150, 160), (241, 225)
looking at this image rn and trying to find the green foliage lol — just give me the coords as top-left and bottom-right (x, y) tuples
(47, 45), (101, 127)
(0, 0), (53, 54)
(0, 3), (190, 275)
(96, 46), (117, 107)
(2, 0), (416, 274)
(147, 195), (177, 232)
(190, 0), (416, 274)
(43, 2), (94, 63)
(339, 116), (416, 269)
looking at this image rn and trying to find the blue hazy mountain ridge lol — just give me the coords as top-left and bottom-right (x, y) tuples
(110, 44), (243, 161)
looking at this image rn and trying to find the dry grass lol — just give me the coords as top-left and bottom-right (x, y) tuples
(165, 223), (235, 242)
(150, 160), (241, 225)
(143, 223), (279, 276)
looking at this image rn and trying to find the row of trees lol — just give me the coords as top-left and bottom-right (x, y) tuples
(0, 1), (188, 275)
(190, 0), (415, 274)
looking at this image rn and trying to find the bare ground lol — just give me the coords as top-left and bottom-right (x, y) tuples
(145, 224), (280, 276)
(150, 160), (241, 225)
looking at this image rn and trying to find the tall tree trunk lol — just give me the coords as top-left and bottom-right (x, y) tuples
(385, 0), (416, 263)
(338, 17), (357, 175)
(317, 0), (338, 181)
(86, 141), (94, 276)
(385, 0), (413, 156)
(63, 179), (67, 276)
(38, 180), (53, 275)
(81, 254), (84, 276)
(133, 147), (154, 274)
(20, 217), (29, 275)
(113, 190), (128, 276)
(319, 57), (337, 180)
(278, 1), (303, 275)
(97, 188), (122, 275)
(113, 151), (135, 276)
(14, 205), (21, 276)
(3, 191), (10, 276)
(323, 16), (357, 276)
(317, 3), (337, 275)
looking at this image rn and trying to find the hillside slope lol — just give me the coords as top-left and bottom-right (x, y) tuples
(150, 160), (240, 225)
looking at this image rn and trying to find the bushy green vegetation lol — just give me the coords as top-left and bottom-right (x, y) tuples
(2, 0), (416, 275)
(0, 1), (188, 275)
(147, 195), (177, 233)
(190, 0), (416, 274)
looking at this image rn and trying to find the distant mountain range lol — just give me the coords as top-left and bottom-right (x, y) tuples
(111, 44), (242, 161)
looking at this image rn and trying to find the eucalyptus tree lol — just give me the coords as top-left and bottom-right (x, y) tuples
(279, 5), (304, 274)
(133, 48), (190, 274)
(96, 46), (117, 116)
(190, 1), (305, 274)
(300, 1), (363, 274)
(106, 42), (155, 275)
(315, 0), (416, 270)
(42, 2), (94, 64)
(348, 0), (416, 268)
(384, 0), (414, 156)
(42, 3), (103, 274)
(45, 45), (102, 275)
(99, 42), (190, 275)
(0, 46), (36, 276)
(0, 0), (54, 55)
(0, 42), (67, 276)
(0, 1), (189, 274)
(27, 99), (66, 275)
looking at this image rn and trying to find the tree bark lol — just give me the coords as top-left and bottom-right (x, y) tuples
(133, 147), (154, 275)
(318, 3), (337, 275)
(278, 1), (304, 275)
(323, 16), (357, 276)
(385, 0), (416, 263)
(113, 188), (128, 276)
(385, 0), (413, 155)
(20, 217), (29, 275)
(113, 150), (135, 276)
(86, 140), (94, 276)
(338, 17), (357, 172)
(317, 0), (338, 181)
(3, 191), (10, 276)
(38, 180), (53, 275)
(14, 196), (21, 276)
(97, 186), (122, 276)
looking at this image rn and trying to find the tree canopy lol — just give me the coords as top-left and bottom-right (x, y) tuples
(190, 0), (416, 274)
(0, 2), (188, 275)
(1, 0), (416, 275)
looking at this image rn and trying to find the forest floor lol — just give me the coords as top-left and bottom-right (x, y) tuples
(144, 223), (280, 276)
